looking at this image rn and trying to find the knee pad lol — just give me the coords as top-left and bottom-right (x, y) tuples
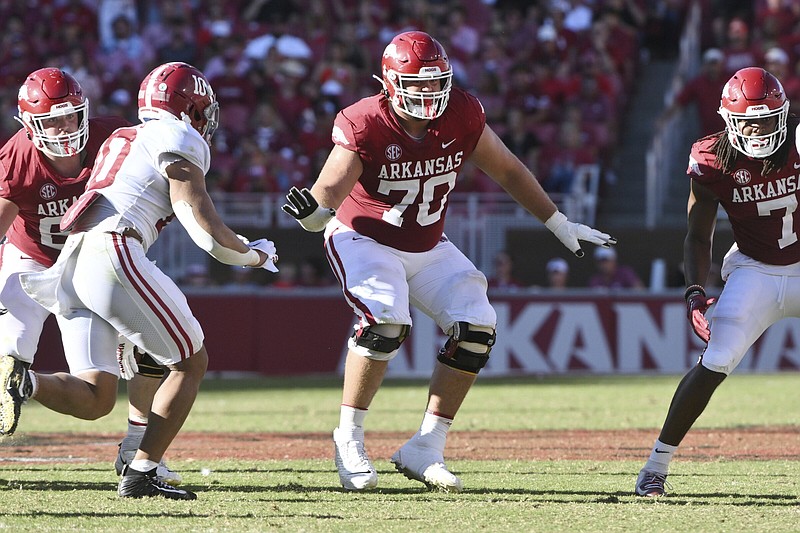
(135, 349), (166, 379)
(437, 322), (496, 374)
(349, 324), (410, 361)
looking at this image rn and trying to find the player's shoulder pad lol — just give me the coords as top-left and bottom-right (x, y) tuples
(687, 135), (723, 181)
(338, 94), (383, 138)
(143, 119), (210, 174)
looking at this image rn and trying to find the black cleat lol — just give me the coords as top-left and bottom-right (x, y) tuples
(0, 355), (32, 436)
(118, 466), (196, 500)
(635, 469), (670, 497)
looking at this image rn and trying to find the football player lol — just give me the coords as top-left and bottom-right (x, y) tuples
(9, 62), (278, 499)
(283, 31), (616, 492)
(0, 67), (181, 484)
(636, 67), (800, 497)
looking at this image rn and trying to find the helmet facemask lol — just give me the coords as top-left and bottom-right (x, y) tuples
(720, 101), (788, 158)
(197, 99), (219, 142)
(19, 99), (89, 158)
(385, 66), (452, 120)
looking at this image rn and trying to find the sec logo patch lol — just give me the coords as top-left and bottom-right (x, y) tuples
(39, 183), (57, 200)
(385, 144), (402, 161)
(733, 168), (751, 185)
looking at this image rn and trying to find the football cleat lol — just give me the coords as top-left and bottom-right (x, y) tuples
(0, 355), (33, 436)
(390, 437), (462, 492)
(118, 466), (195, 500)
(115, 444), (183, 486)
(635, 469), (671, 497)
(333, 426), (378, 490)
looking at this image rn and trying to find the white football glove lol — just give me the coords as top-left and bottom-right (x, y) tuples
(116, 340), (139, 380)
(247, 238), (279, 272)
(237, 234), (279, 272)
(545, 211), (617, 258)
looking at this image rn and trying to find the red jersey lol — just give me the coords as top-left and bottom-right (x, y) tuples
(333, 88), (486, 252)
(688, 125), (800, 265)
(0, 116), (129, 267)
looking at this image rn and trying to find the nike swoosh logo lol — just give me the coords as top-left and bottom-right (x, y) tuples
(794, 162), (800, 169)
(442, 139), (455, 149)
(0, 309), (8, 316)
(654, 449), (669, 453)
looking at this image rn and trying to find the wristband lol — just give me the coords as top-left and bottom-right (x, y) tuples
(684, 284), (705, 300)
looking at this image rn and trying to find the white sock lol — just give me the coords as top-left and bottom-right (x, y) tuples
(27, 370), (39, 398)
(643, 439), (677, 475)
(120, 415), (147, 453)
(339, 405), (367, 429)
(129, 459), (159, 474)
(417, 411), (452, 451)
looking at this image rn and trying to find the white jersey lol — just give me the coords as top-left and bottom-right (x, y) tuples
(66, 117), (210, 251)
(19, 117), (209, 369)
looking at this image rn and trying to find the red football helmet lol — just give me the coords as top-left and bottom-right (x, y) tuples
(137, 62), (219, 143)
(380, 31), (452, 120)
(17, 68), (89, 157)
(718, 66), (789, 158)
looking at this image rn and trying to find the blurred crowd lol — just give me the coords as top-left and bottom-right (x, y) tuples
(0, 0), (691, 202)
(5, 1), (793, 290)
(663, 1), (800, 137)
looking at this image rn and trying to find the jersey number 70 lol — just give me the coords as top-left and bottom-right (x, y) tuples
(378, 172), (457, 227)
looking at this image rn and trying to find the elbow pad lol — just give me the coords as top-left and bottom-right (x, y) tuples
(173, 200), (259, 266)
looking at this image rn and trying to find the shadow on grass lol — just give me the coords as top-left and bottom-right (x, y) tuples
(0, 479), (116, 491)
(2, 477), (797, 509)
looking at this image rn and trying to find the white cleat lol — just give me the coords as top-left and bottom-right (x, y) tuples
(115, 445), (183, 486)
(390, 438), (463, 492)
(333, 426), (378, 490)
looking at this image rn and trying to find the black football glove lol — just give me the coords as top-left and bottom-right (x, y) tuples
(281, 186), (335, 232)
(685, 285), (716, 343)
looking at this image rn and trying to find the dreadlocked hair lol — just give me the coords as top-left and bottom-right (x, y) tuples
(712, 117), (794, 176)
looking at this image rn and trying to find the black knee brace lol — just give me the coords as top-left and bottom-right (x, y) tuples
(135, 349), (166, 379)
(353, 324), (410, 354)
(437, 322), (496, 374)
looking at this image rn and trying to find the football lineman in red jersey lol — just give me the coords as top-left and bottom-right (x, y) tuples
(636, 67), (800, 497)
(283, 30), (616, 492)
(0, 68), (183, 484)
(10, 62), (277, 499)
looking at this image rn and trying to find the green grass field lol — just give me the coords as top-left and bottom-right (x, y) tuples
(1, 374), (799, 532)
